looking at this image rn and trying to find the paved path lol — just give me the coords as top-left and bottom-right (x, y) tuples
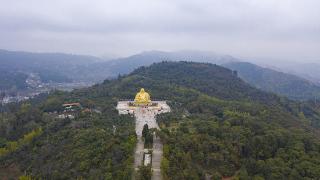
(135, 107), (159, 136)
(133, 107), (163, 180)
(134, 137), (144, 170)
(151, 135), (163, 180)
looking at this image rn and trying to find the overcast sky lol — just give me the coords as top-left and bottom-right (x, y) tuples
(0, 0), (319, 62)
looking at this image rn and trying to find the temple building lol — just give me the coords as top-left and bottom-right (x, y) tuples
(116, 88), (170, 179)
(116, 88), (170, 136)
(116, 88), (170, 116)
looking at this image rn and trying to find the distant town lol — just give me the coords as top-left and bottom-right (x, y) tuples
(0, 73), (93, 105)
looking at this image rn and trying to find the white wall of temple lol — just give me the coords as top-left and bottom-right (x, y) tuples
(116, 101), (170, 114)
(134, 107), (160, 136)
(116, 101), (171, 136)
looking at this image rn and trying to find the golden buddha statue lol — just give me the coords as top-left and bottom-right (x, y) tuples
(134, 88), (151, 105)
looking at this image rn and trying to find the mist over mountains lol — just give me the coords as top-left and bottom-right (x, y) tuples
(269, 62), (320, 86)
(224, 62), (320, 100)
(101, 50), (238, 75)
(0, 49), (238, 84)
(0, 49), (107, 83)
(1, 49), (320, 101)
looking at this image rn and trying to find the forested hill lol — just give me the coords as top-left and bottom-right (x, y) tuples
(1, 61), (320, 179)
(130, 61), (278, 103)
(97, 51), (320, 101)
(2, 49), (319, 101)
(224, 62), (320, 100)
(101, 50), (237, 75)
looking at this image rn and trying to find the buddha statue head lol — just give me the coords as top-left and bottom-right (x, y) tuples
(134, 88), (151, 105)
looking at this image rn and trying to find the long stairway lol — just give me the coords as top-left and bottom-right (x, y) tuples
(133, 107), (163, 180)
(151, 135), (163, 180)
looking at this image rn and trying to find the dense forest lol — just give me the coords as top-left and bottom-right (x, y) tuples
(1, 61), (320, 179)
(0, 91), (136, 179)
(129, 62), (320, 179)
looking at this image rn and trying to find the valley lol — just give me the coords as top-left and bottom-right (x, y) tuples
(0, 73), (93, 105)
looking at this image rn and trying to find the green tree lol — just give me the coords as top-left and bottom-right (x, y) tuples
(142, 124), (149, 139)
(137, 165), (152, 180)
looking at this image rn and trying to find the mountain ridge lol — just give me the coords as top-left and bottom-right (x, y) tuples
(1, 49), (320, 101)
(1, 61), (320, 179)
(224, 62), (320, 100)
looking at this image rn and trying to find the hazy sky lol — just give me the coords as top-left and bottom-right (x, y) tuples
(0, 0), (319, 61)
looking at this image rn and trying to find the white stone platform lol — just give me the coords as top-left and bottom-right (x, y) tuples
(116, 100), (170, 180)
(116, 101), (170, 136)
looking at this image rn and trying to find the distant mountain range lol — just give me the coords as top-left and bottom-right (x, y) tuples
(0, 49), (319, 100)
(270, 62), (320, 86)
(0, 49), (108, 83)
(0, 70), (28, 92)
(100, 50), (238, 75)
(98, 51), (320, 100)
(0, 49), (237, 91)
(224, 62), (320, 100)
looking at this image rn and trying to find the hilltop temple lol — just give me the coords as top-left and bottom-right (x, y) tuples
(116, 88), (170, 118)
(116, 88), (170, 179)
(134, 88), (151, 106)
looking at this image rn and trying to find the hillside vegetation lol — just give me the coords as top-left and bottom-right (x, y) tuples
(2, 49), (320, 101)
(101, 50), (237, 75)
(224, 62), (320, 100)
(1, 62), (320, 179)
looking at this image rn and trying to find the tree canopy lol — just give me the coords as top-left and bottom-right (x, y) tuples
(1, 61), (320, 179)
